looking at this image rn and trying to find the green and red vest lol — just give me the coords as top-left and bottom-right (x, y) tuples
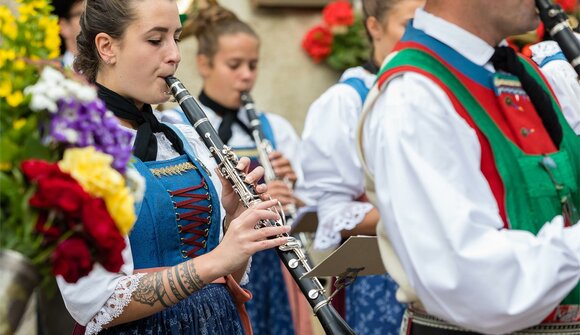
(376, 25), (580, 321)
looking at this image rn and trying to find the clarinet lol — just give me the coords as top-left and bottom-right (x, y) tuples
(165, 76), (356, 335)
(240, 92), (298, 220)
(536, 0), (580, 76)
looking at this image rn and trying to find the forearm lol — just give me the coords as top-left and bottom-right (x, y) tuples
(340, 207), (380, 238)
(104, 253), (220, 328)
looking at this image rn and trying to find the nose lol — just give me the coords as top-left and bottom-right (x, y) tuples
(166, 39), (181, 68)
(240, 64), (255, 82)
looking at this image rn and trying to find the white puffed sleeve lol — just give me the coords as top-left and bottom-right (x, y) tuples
(300, 68), (375, 250)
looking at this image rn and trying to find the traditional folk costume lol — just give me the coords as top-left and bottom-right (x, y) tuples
(58, 86), (248, 335)
(300, 65), (405, 334)
(161, 91), (304, 335)
(357, 8), (580, 335)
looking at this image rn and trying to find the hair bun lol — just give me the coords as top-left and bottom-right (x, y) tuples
(182, 4), (239, 40)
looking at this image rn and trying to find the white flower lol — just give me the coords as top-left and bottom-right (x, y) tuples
(29, 93), (57, 112)
(40, 66), (65, 85)
(125, 166), (146, 203)
(63, 129), (79, 143)
(45, 84), (67, 101)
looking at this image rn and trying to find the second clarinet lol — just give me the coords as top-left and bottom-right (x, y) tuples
(165, 76), (355, 335)
(240, 92), (298, 220)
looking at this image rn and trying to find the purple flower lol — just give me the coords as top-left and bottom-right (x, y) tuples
(47, 97), (134, 173)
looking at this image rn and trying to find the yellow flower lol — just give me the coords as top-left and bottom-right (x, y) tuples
(1, 18), (17, 40)
(58, 147), (136, 235)
(13, 118), (26, 130)
(0, 81), (11, 98)
(13, 59), (26, 71)
(7, 91), (24, 107)
(105, 187), (136, 236)
(0, 162), (12, 171)
(17, 3), (36, 21)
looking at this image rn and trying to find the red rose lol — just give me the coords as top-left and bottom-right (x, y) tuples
(99, 241), (126, 273)
(302, 25), (333, 62)
(82, 197), (126, 272)
(323, 1), (354, 27)
(52, 237), (94, 283)
(30, 177), (89, 216)
(21, 160), (62, 182)
(556, 0), (577, 12)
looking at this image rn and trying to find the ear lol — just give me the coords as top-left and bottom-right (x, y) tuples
(196, 54), (211, 78)
(95, 32), (116, 64)
(366, 16), (384, 42)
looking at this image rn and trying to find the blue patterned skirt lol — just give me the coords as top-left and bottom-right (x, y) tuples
(243, 249), (295, 335)
(99, 284), (244, 335)
(346, 273), (405, 335)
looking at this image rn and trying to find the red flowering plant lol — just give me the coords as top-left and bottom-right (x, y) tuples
(0, 0), (144, 287)
(302, 0), (369, 71)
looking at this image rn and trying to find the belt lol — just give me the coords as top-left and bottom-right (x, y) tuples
(402, 308), (580, 335)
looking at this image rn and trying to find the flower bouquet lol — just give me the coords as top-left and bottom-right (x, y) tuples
(302, 0), (369, 71)
(0, 0), (143, 331)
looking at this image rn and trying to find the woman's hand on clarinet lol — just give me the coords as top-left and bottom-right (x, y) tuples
(266, 180), (295, 208)
(213, 199), (290, 275)
(218, 156), (267, 219)
(269, 151), (297, 184)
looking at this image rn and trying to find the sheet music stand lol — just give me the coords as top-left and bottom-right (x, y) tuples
(290, 205), (318, 234)
(304, 236), (386, 278)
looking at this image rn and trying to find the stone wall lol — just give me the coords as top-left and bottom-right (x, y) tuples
(168, 0), (341, 134)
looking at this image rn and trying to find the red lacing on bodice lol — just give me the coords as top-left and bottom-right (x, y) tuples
(169, 179), (212, 258)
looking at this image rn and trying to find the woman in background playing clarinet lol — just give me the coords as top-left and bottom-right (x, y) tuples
(57, 0), (290, 334)
(161, 3), (311, 335)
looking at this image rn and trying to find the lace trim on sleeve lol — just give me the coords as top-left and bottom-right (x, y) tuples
(240, 256), (252, 286)
(85, 273), (146, 335)
(314, 202), (374, 250)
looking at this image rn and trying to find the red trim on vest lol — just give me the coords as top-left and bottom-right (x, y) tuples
(378, 65), (508, 227)
(380, 44), (558, 155)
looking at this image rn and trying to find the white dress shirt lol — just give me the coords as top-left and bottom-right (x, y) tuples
(300, 66), (375, 250)
(361, 8), (580, 334)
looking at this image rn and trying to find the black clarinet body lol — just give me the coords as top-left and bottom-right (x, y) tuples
(241, 92), (278, 183)
(240, 92), (299, 221)
(536, 0), (580, 76)
(165, 76), (355, 335)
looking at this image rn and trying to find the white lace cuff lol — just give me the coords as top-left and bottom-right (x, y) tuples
(240, 256), (252, 286)
(314, 202), (374, 250)
(85, 273), (146, 335)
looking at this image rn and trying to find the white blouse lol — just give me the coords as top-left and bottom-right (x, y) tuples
(530, 35), (580, 133)
(299, 66), (375, 250)
(360, 8), (580, 334)
(57, 123), (230, 334)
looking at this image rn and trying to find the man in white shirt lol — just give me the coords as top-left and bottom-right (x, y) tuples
(358, 0), (580, 334)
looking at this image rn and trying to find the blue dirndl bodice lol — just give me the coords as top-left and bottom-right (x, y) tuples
(101, 125), (244, 335)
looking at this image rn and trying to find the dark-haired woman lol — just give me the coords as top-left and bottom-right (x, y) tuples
(57, 0), (290, 334)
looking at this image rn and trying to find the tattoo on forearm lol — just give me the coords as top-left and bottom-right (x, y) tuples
(174, 266), (190, 297)
(167, 265), (185, 302)
(133, 274), (159, 306)
(133, 272), (174, 308)
(179, 261), (206, 294)
(154, 272), (174, 307)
